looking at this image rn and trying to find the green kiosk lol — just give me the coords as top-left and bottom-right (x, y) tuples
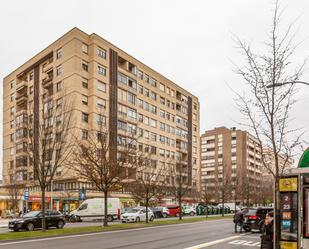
(279, 148), (309, 249)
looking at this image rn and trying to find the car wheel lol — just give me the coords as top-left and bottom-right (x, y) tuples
(69, 216), (76, 223)
(136, 217), (140, 222)
(107, 215), (113, 222)
(150, 216), (154, 222)
(13, 228), (19, 232)
(57, 220), (64, 229)
(176, 213), (180, 217)
(163, 213), (167, 218)
(26, 222), (34, 231)
(243, 226), (251, 232)
(76, 216), (82, 222)
(190, 211), (195, 216)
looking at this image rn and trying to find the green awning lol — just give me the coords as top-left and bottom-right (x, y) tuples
(299, 148), (309, 168)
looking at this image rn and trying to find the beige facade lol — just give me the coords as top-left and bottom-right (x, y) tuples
(3, 28), (200, 199)
(200, 127), (263, 204)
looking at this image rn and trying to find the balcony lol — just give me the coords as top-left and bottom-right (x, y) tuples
(43, 63), (53, 73)
(42, 70), (53, 88)
(16, 92), (28, 106)
(16, 81), (27, 93)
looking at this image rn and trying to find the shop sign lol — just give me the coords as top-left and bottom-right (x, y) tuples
(279, 177), (298, 192)
(29, 196), (51, 202)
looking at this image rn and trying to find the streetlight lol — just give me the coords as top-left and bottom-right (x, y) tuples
(266, 81), (309, 88)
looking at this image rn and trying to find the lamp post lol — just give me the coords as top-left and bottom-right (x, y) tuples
(266, 80), (309, 88)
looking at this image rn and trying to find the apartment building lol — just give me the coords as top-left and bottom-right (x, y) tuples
(3, 28), (200, 210)
(200, 127), (262, 204)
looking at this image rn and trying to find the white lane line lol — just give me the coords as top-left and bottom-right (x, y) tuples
(183, 235), (242, 249)
(0, 219), (228, 246)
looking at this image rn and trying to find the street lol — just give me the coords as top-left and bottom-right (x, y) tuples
(0, 219), (261, 249)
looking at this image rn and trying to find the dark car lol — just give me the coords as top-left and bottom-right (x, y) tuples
(149, 207), (164, 218)
(243, 207), (273, 232)
(8, 210), (66, 232)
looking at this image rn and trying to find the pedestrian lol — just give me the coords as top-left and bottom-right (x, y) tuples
(260, 212), (274, 249)
(23, 206), (27, 214)
(233, 210), (244, 233)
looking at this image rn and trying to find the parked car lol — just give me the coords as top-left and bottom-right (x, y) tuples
(121, 208), (154, 223)
(8, 210), (66, 232)
(149, 207), (164, 218)
(164, 205), (180, 217)
(183, 206), (196, 216)
(243, 207), (273, 232)
(70, 198), (121, 222)
(156, 207), (169, 218)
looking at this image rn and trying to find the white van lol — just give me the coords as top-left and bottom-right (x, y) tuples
(71, 198), (121, 222)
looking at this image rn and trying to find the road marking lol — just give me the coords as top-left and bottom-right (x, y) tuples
(0, 219), (228, 246)
(183, 235), (241, 249)
(229, 239), (260, 247)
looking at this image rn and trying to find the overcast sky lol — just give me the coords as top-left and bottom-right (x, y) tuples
(1, 0), (309, 176)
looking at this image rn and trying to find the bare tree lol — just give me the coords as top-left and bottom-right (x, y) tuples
(71, 124), (136, 227)
(168, 162), (191, 220)
(28, 94), (74, 231)
(127, 150), (167, 223)
(233, 1), (306, 246)
(200, 183), (216, 217)
(6, 176), (25, 217)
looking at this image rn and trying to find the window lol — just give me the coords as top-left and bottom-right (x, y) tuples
(10, 133), (14, 142)
(82, 43), (88, 54)
(150, 77), (157, 87)
(97, 114), (106, 126)
(82, 78), (88, 89)
(127, 123), (137, 135)
(118, 88), (127, 102)
(144, 88), (149, 97)
(150, 119), (157, 128)
(144, 116), (149, 125)
(150, 105), (157, 114)
(160, 122), (165, 131)
(127, 108), (137, 119)
(118, 120), (126, 131)
(10, 94), (14, 102)
(160, 97), (165, 105)
(10, 120), (14, 129)
(10, 80), (14, 89)
(82, 61), (88, 72)
(29, 86), (33, 94)
(160, 135), (165, 144)
(97, 98), (106, 108)
(98, 81), (106, 92)
(56, 48), (62, 59)
(98, 64), (106, 75)
(82, 112), (89, 123)
(171, 90), (175, 97)
(128, 62), (137, 74)
(55, 115), (62, 125)
(56, 81), (62, 92)
(118, 72), (127, 85)
(97, 47), (106, 59)
(118, 104), (127, 118)
(166, 87), (170, 95)
(150, 91), (156, 100)
(159, 149), (165, 157)
(150, 133), (157, 141)
(160, 110), (165, 118)
(159, 83), (165, 92)
(29, 72), (34, 80)
(144, 74), (149, 83)
(54, 99), (62, 110)
(127, 92), (136, 105)
(128, 78), (137, 91)
(10, 106), (15, 115)
(56, 66), (62, 76)
(138, 70), (143, 79)
(82, 95), (88, 105)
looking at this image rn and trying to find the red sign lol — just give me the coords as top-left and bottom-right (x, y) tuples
(28, 196), (51, 202)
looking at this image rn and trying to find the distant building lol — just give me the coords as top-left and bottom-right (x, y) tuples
(200, 127), (263, 205)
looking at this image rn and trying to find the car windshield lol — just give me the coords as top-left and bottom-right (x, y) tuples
(22, 211), (41, 218)
(129, 209), (141, 213)
(243, 209), (257, 216)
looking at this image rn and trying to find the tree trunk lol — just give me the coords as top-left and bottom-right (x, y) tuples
(42, 188), (46, 232)
(103, 190), (108, 227)
(145, 196), (149, 224)
(178, 192), (182, 221)
(274, 177), (280, 249)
